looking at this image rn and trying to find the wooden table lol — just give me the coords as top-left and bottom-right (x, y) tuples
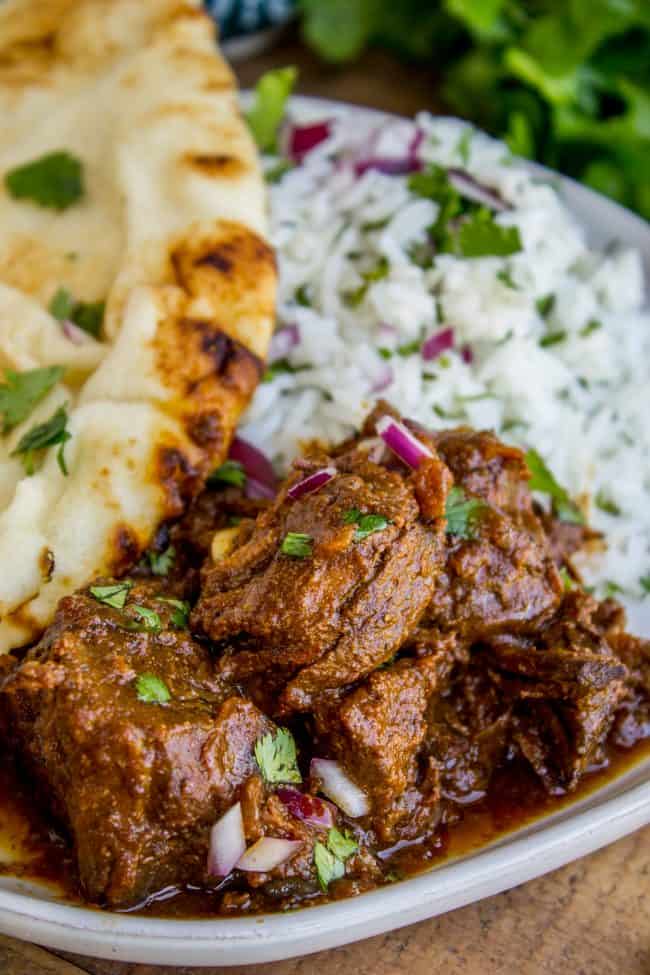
(6, 33), (650, 975)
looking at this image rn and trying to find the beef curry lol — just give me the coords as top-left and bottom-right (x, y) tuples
(1, 403), (648, 915)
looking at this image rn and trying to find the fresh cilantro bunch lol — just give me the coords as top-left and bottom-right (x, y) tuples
(298, 0), (650, 219)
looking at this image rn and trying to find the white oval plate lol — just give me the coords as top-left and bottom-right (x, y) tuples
(0, 98), (648, 966)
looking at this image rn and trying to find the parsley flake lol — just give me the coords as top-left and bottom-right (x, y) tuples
(539, 330), (567, 347)
(595, 491), (621, 516)
(444, 486), (487, 539)
(280, 532), (313, 558)
(580, 319), (602, 338)
(147, 545), (176, 576)
(536, 294), (555, 318)
(314, 828), (357, 892)
(254, 728), (302, 784)
(0, 366), (64, 434)
(157, 597), (191, 628)
(49, 288), (105, 339)
(135, 673), (171, 705)
(131, 606), (162, 633)
(640, 575), (650, 596)
(11, 403), (71, 475)
(525, 449), (585, 525)
(454, 210), (522, 258)
(89, 581), (133, 610)
(5, 151), (84, 210)
(343, 509), (391, 541)
(207, 459), (246, 489)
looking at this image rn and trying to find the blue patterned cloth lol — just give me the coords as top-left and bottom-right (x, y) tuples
(203, 0), (296, 41)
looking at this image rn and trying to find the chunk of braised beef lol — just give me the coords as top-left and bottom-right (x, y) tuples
(0, 583), (273, 908)
(609, 632), (650, 748)
(192, 446), (451, 713)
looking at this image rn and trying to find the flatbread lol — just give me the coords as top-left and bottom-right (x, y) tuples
(0, 0), (276, 651)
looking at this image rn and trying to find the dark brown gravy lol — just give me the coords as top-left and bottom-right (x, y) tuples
(0, 735), (647, 919)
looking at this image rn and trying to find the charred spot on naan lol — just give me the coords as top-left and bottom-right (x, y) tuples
(108, 525), (142, 577)
(170, 222), (276, 359)
(183, 153), (249, 180)
(156, 444), (203, 521)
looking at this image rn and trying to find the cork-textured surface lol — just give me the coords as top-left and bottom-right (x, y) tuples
(2, 33), (649, 975)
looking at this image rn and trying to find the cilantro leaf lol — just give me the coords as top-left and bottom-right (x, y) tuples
(49, 287), (104, 338)
(559, 567), (574, 592)
(265, 159), (294, 184)
(580, 319), (602, 338)
(454, 210), (522, 258)
(207, 459), (247, 489)
(536, 294), (555, 318)
(314, 827), (357, 891)
(525, 449), (585, 525)
(11, 403), (71, 476)
(157, 597), (191, 629)
(147, 545), (176, 576)
(135, 673), (171, 705)
(344, 257), (390, 307)
(640, 575), (650, 597)
(595, 491), (620, 516)
(5, 151), (83, 210)
(131, 606), (162, 633)
(254, 728), (302, 784)
(0, 366), (64, 433)
(342, 509), (391, 541)
(280, 532), (313, 558)
(444, 485), (487, 539)
(539, 330), (567, 347)
(89, 581), (133, 610)
(245, 67), (297, 152)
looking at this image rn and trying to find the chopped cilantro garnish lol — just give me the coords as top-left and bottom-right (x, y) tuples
(444, 485), (487, 539)
(456, 128), (473, 166)
(343, 509), (391, 541)
(157, 597), (191, 629)
(11, 403), (71, 476)
(314, 827), (357, 892)
(263, 358), (308, 383)
(281, 532), (313, 558)
(49, 287), (104, 338)
(5, 151), (83, 210)
(378, 347), (393, 360)
(265, 159), (294, 184)
(496, 267), (517, 289)
(135, 673), (170, 705)
(207, 459), (246, 489)
(396, 339), (421, 357)
(0, 365), (64, 434)
(245, 66), (297, 152)
(559, 567), (574, 592)
(254, 728), (301, 784)
(595, 491), (621, 516)
(294, 284), (312, 307)
(640, 575), (650, 596)
(603, 580), (623, 599)
(147, 545), (176, 576)
(361, 217), (390, 232)
(89, 581), (133, 610)
(131, 606), (162, 633)
(539, 330), (567, 347)
(536, 294), (555, 318)
(525, 449), (585, 525)
(453, 209), (522, 258)
(344, 257), (389, 307)
(580, 319), (602, 338)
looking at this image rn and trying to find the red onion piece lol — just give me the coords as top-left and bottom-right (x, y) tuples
(447, 169), (507, 212)
(269, 324), (300, 363)
(421, 327), (455, 362)
(61, 320), (87, 344)
(207, 802), (246, 877)
(310, 758), (370, 818)
(354, 156), (423, 178)
(461, 344), (474, 364)
(375, 415), (433, 470)
(287, 466), (337, 500)
(276, 786), (336, 828)
(370, 363), (394, 394)
(229, 436), (277, 500)
(236, 837), (303, 872)
(378, 323), (398, 339)
(285, 120), (332, 162)
(408, 128), (424, 162)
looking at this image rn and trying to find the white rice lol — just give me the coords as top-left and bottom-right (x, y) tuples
(240, 109), (650, 602)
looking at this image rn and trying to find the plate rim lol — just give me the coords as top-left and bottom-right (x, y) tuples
(1, 95), (649, 966)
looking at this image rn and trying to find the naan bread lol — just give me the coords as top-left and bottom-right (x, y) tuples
(0, 0), (276, 652)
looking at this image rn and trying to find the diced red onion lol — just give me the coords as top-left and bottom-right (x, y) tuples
(354, 156), (423, 178)
(236, 837), (303, 872)
(287, 466), (337, 500)
(461, 344), (474, 364)
(61, 320), (87, 344)
(447, 169), (507, 212)
(408, 128), (424, 162)
(370, 364), (394, 394)
(284, 120), (332, 162)
(375, 415), (433, 470)
(421, 327), (455, 362)
(378, 322), (398, 339)
(310, 758), (370, 818)
(269, 324), (300, 363)
(229, 437), (277, 500)
(276, 786), (336, 829)
(207, 802), (246, 877)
